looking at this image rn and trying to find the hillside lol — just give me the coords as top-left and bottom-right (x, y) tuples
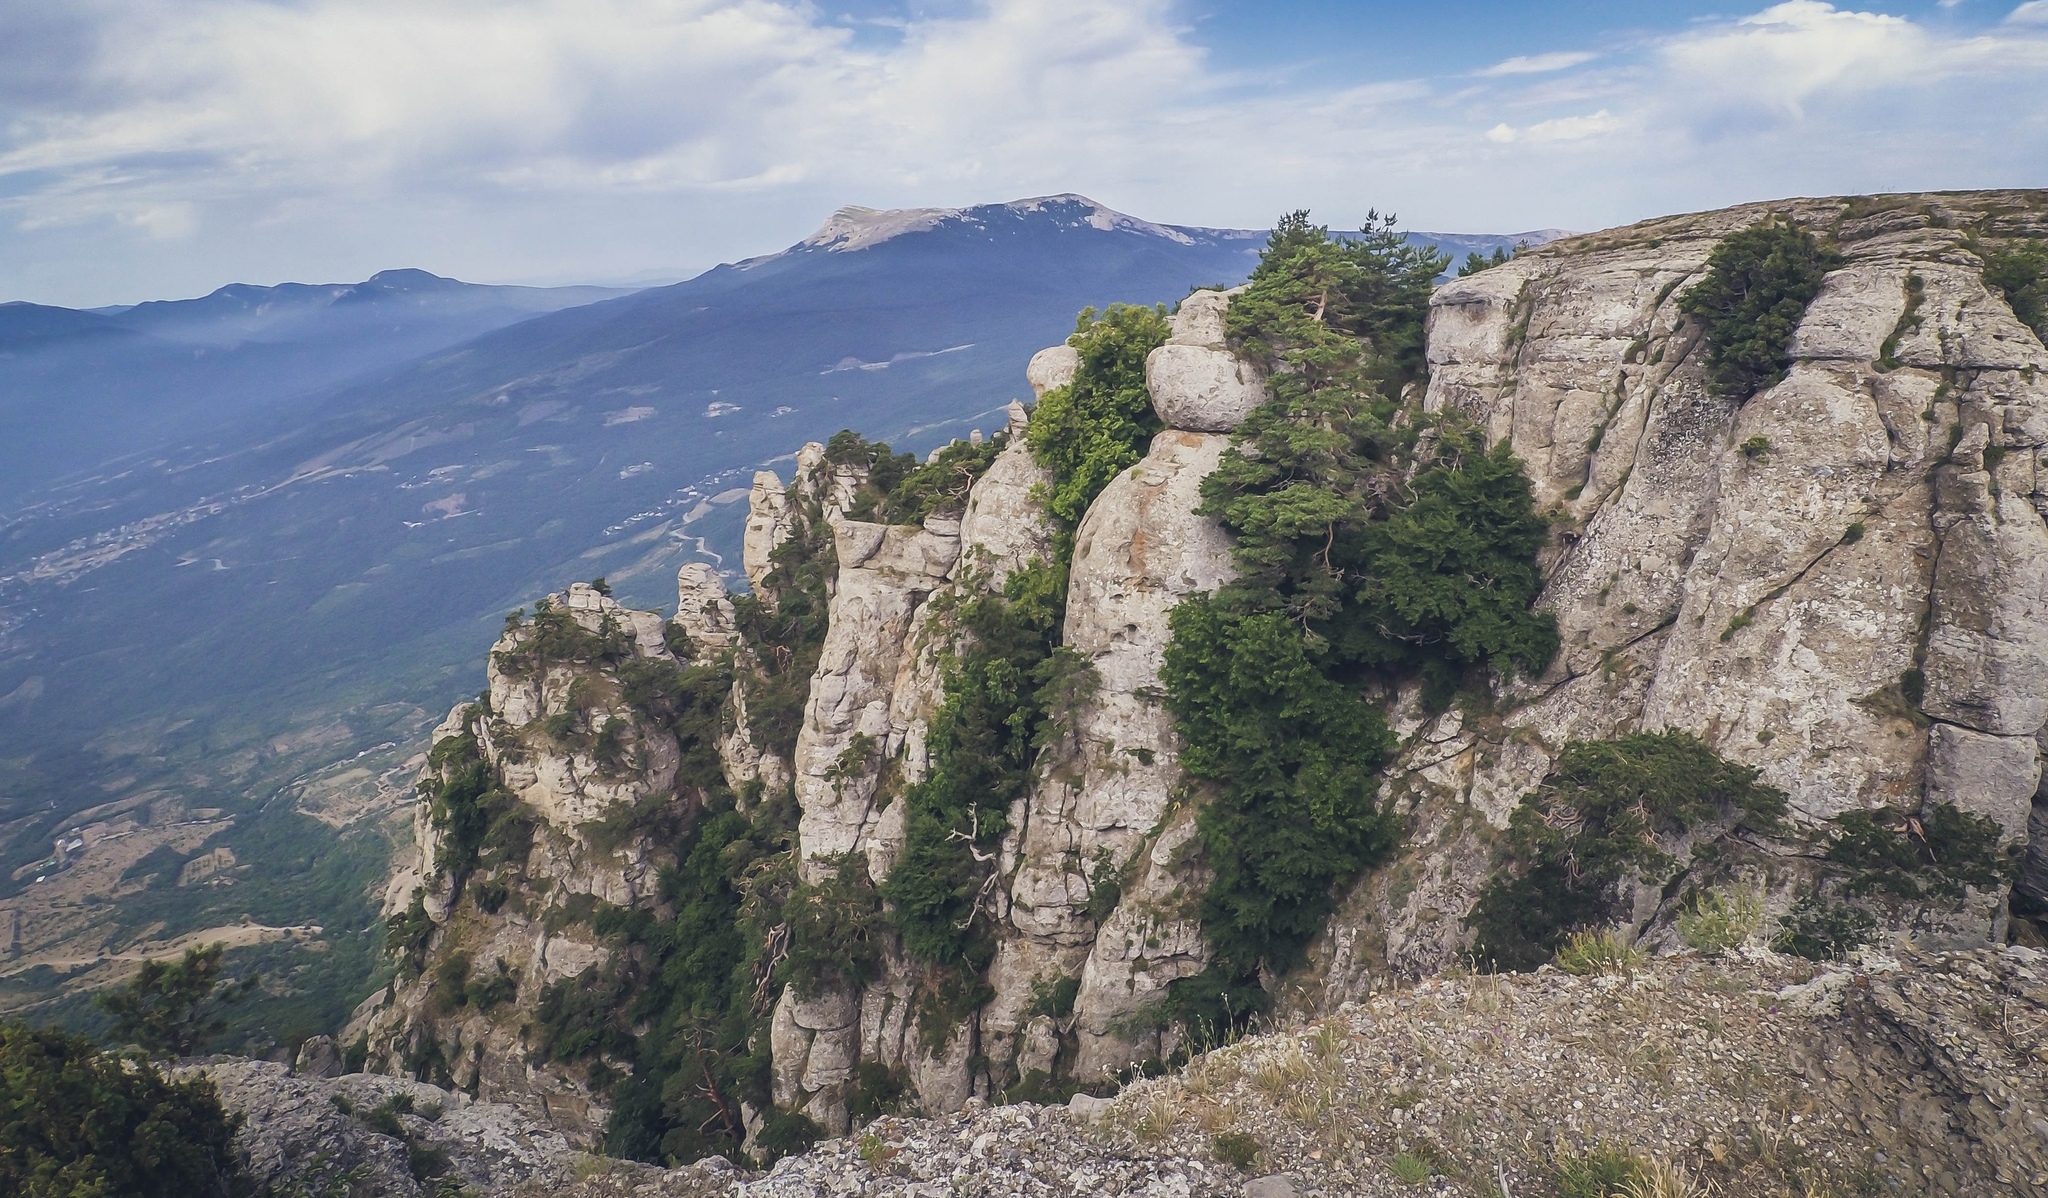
(0, 196), (1549, 1046)
(344, 188), (2048, 1197)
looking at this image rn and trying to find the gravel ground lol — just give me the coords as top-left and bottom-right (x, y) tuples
(222, 946), (2048, 1197)
(720, 946), (2048, 1198)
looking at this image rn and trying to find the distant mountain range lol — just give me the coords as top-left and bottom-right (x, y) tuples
(0, 271), (629, 503)
(0, 195), (1554, 1039)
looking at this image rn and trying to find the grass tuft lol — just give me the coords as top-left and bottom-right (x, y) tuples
(1555, 930), (1645, 976)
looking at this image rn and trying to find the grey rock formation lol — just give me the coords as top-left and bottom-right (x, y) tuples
(674, 562), (739, 653)
(1144, 289), (1264, 432)
(791, 519), (962, 871)
(199, 1059), (578, 1198)
(1027, 344), (1079, 398)
(1304, 192), (2048, 996)
(354, 573), (739, 1144)
(293, 1034), (343, 1079)
(743, 470), (792, 594)
(990, 429), (1236, 1077)
(371, 191), (2048, 1156)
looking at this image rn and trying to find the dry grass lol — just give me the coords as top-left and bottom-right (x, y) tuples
(1677, 883), (1767, 954)
(1555, 929), (1646, 975)
(1618, 1156), (1706, 1198)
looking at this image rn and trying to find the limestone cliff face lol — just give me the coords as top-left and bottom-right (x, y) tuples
(761, 294), (1256, 1130)
(990, 426), (1236, 1080)
(356, 580), (718, 1145)
(371, 192), (2048, 1156)
(1307, 191), (2048, 1003)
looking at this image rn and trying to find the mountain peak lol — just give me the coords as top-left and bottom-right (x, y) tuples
(798, 194), (1260, 253)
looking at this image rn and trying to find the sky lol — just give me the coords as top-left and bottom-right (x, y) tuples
(2, 0), (2045, 307)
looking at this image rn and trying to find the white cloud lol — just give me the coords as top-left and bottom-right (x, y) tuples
(1657, 1), (2048, 117)
(1524, 110), (1622, 142)
(2011, 1), (2048, 24)
(1479, 51), (1598, 76)
(2, 1), (2046, 306)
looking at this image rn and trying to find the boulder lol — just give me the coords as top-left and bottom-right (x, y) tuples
(1145, 288), (1264, 432)
(1026, 344), (1078, 397)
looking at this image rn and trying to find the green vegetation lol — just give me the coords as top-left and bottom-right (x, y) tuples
(1678, 215), (1842, 400)
(1162, 599), (1397, 989)
(840, 432), (1005, 526)
(96, 943), (259, 1058)
(1197, 216), (1552, 693)
(1552, 929), (1644, 976)
(1553, 1145), (1652, 1198)
(1025, 304), (1171, 545)
(1675, 883), (1767, 954)
(1388, 1151), (1434, 1184)
(731, 475), (836, 760)
(1456, 245), (1514, 276)
(492, 597), (634, 679)
(1213, 1131), (1262, 1170)
(1467, 732), (1787, 972)
(1158, 211), (1555, 1022)
(418, 715), (529, 898)
(0, 1020), (251, 1197)
(530, 788), (796, 1165)
(1823, 802), (2012, 900)
(429, 952), (517, 1015)
(422, 577), (793, 1166)
(1771, 892), (1877, 960)
(1979, 236), (2048, 341)
(883, 561), (1072, 974)
(1224, 210), (1442, 396)
(780, 854), (887, 999)
(1025, 974), (1081, 1020)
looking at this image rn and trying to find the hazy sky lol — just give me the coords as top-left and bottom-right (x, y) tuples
(3, 0), (2045, 307)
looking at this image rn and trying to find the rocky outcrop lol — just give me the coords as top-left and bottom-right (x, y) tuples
(200, 1058), (579, 1198)
(790, 520), (962, 872)
(355, 577), (718, 1144)
(1026, 345), (1078, 398)
(1305, 191), (2048, 1000)
(742, 470), (792, 595)
(739, 947), (2048, 1198)
(211, 945), (2048, 1197)
(988, 428), (1237, 1078)
(372, 191), (2048, 1161)
(1143, 288), (1265, 433)
(769, 405), (1057, 1131)
(675, 562), (740, 652)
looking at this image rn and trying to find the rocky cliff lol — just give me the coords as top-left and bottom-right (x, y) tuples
(1308, 189), (2048, 1001)
(358, 189), (2048, 1170)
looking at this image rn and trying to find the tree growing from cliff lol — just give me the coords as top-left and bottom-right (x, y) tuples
(1161, 212), (1556, 1021)
(883, 561), (1069, 973)
(1161, 599), (1398, 984)
(97, 943), (259, 1058)
(1678, 215), (1841, 400)
(1223, 209), (1446, 404)
(1025, 304), (1170, 549)
(1467, 732), (1788, 971)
